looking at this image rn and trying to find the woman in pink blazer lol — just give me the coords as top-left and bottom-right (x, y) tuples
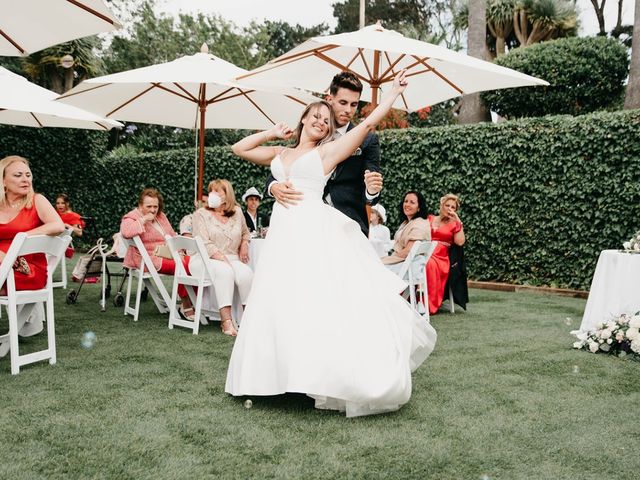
(120, 188), (195, 320)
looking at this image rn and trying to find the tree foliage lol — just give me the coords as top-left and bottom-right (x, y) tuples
(331, 0), (464, 48)
(481, 36), (629, 118)
(456, 0), (577, 57)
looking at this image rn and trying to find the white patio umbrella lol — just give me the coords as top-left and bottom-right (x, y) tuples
(0, 0), (121, 56)
(237, 22), (549, 110)
(57, 45), (318, 199)
(0, 66), (121, 130)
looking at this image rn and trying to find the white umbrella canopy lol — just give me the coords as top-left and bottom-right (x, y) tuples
(0, 0), (121, 56)
(57, 46), (318, 198)
(238, 22), (549, 110)
(0, 66), (121, 130)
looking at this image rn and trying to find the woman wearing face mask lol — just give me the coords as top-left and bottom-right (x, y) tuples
(425, 193), (465, 315)
(119, 188), (194, 319)
(190, 179), (253, 336)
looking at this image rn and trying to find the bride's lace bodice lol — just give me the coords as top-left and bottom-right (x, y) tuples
(271, 148), (331, 203)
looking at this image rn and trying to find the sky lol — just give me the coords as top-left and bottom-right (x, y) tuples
(157, 0), (635, 37)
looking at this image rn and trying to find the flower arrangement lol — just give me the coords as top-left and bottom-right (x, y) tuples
(573, 312), (640, 359)
(622, 230), (640, 252)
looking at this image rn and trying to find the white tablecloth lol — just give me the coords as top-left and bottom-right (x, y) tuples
(579, 250), (640, 333)
(248, 238), (265, 272)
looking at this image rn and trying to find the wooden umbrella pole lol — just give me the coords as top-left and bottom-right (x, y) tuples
(197, 84), (207, 201)
(371, 49), (381, 107)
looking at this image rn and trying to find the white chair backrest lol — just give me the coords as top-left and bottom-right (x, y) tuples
(165, 235), (193, 277)
(165, 234), (215, 282)
(397, 240), (436, 281)
(111, 233), (127, 259)
(0, 233), (71, 292)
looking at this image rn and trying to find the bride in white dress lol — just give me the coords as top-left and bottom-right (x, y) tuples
(225, 71), (437, 417)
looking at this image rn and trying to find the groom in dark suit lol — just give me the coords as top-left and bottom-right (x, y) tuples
(266, 72), (382, 236)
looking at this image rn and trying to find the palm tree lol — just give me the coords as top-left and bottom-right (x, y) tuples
(459, 0), (490, 123)
(513, 0), (577, 47)
(624, 0), (640, 109)
(487, 0), (517, 56)
(21, 38), (104, 93)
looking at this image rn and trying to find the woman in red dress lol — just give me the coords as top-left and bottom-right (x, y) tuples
(55, 193), (84, 237)
(0, 155), (65, 356)
(426, 193), (466, 315)
(55, 193), (85, 258)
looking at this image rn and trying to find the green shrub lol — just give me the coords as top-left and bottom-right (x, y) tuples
(2, 110), (640, 290)
(482, 36), (629, 118)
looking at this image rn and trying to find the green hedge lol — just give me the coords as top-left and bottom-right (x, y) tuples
(379, 110), (640, 289)
(2, 110), (640, 290)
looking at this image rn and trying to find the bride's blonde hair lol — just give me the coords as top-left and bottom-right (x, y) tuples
(291, 101), (336, 148)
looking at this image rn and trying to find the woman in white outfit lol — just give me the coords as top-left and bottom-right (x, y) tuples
(190, 179), (253, 336)
(226, 71), (437, 417)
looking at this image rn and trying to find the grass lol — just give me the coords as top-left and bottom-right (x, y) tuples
(1, 261), (639, 479)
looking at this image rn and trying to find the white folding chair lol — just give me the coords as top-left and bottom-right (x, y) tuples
(122, 235), (172, 321)
(165, 235), (244, 334)
(165, 235), (215, 334)
(51, 227), (73, 289)
(396, 240), (437, 316)
(0, 232), (71, 374)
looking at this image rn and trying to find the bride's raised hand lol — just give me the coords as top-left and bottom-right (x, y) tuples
(270, 122), (294, 141)
(392, 69), (408, 95)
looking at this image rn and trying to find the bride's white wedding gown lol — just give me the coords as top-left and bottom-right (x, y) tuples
(225, 148), (437, 417)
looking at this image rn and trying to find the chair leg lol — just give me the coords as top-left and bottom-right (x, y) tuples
(192, 284), (204, 335)
(449, 287), (455, 314)
(168, 278), (180, 330)
(124, 269), (134, 316)
(61, 255), (67, 290)
(46, 297), (56, 365)
(133, 270), (144, 322)
(8, 300), (20, 375)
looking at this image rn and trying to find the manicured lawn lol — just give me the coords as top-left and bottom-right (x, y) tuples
(1, 264), (638, 479)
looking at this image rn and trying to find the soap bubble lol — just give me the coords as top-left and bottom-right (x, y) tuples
(564, 317), (572, 326)
(572, 365), (580, 374)
(81, 331), (97, 349)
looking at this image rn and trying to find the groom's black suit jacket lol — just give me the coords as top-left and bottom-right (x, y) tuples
(265, 122), (381, 237)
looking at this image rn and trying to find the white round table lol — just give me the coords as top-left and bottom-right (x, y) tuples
(579, 250), (640, 333)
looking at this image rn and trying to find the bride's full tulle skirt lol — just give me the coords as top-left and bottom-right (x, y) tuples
(225, 193), (437, 417)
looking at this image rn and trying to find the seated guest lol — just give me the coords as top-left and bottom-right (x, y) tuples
(426, 193), (466, 315)
(120, 188), (195, 320)
(241, 186), (269, 233)
(0, 155), (64, 357)
(55, 193), (84, 258)
(190, 179), (254, 337)
(55, 193), (84, 237)
(368, 204), (392, 257)
(382, 191), (431, 276)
